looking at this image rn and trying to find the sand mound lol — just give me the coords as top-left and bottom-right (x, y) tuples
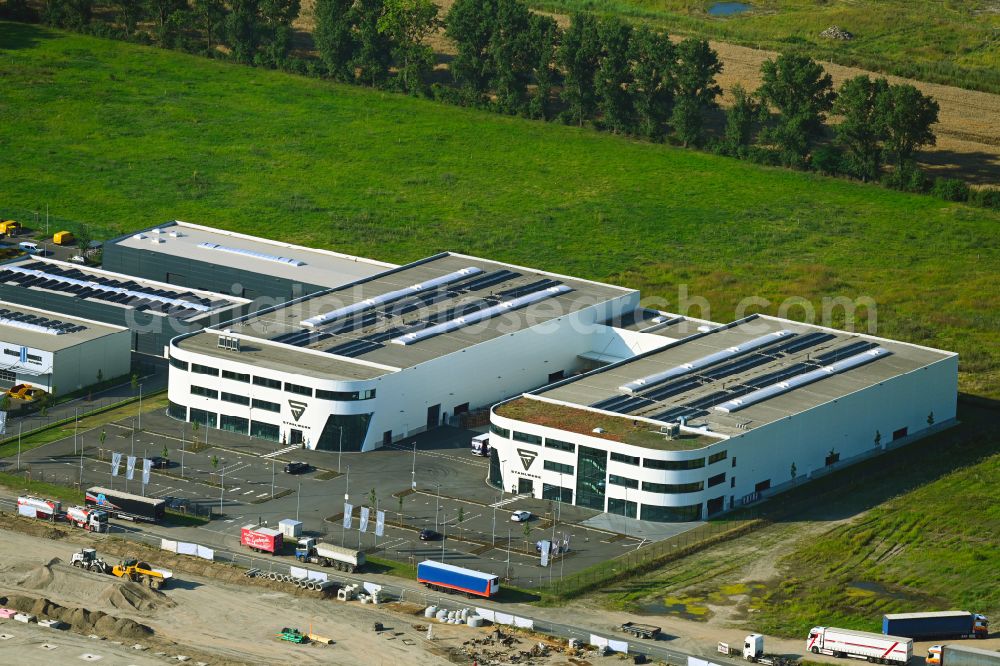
(98, 580), (172, 612)
(0, 593), (154, 639)
(11, 560), (173, 612)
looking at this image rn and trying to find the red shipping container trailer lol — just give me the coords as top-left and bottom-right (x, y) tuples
(241, 525), (283, 554)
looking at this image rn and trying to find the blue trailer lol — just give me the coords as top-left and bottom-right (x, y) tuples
(883, 612), (988, 640)
(417, 560), (500, 598)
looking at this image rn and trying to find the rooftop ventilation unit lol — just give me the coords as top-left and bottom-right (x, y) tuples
(197, 242), (307, 267)
(390, 284), (573, 346)
(218, 334), (241, 351)
(715, 347), (891, 414)
(619, 330), (794, 394)
(301, 267), (484, 328)
(4, 265), (212, 313)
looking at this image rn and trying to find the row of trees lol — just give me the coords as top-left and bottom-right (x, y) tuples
(8, 0), (995, 203)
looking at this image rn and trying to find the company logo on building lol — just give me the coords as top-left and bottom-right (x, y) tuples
(288, 400), (307, 421)
(517, 448), (537, 470)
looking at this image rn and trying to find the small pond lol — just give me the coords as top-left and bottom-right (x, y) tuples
(708, 2), (751, 16)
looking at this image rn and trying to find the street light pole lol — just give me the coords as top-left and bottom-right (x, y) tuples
(219, 461), (226, 515)
(440, 510), (446, 562)
(492, 493), (497, 547)
(337, 426), (343, 473)
(138, 383), (142, 430)
(74, 408), (79, 455)
(180, 426), (185, 479)
(506, 528), (511, 580)
(79, 433), (84, 487)
(411, 442), (416, 490)
(271, 458), (275, 499)
(296, 481), (301, 521)
(17, 422), (22, 471)
(435, 483), (440, 532)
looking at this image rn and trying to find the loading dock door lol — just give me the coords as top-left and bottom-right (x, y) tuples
(426, 404), (440, 430)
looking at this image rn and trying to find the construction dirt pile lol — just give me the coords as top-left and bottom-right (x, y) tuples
(819, 25), (854, 40)
(0, 593), (154, 640)
(4, 557), (174, 613)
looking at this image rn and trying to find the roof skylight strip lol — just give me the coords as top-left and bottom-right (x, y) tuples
(390, 284), (574, 346)
(197, 242), (306, 267)
(0, 315), (71, 335)
(6, 266), (212, 312)
(714, 347), (891, 414)
(619, 330), (795, 394)
(300, 267), (484, 328)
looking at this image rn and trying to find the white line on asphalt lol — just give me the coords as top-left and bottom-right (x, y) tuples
(262, 445), (298, 459)
(228, 487), (241, 493)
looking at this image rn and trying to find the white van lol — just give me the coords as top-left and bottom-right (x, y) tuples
(471, 433), (490, 456)
(18, 241), (39, 253)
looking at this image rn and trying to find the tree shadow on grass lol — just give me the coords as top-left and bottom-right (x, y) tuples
(0, 21), (62, 51)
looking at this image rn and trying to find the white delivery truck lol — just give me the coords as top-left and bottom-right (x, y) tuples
(65, 506), (109, 532)
(471, 433), (489, 456)
(807, 627), (912, 665)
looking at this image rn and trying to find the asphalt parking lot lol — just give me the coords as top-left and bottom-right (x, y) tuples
(7, 402), (693, 589)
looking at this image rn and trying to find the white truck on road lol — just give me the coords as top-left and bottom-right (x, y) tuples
(807, 626), (912, 665)
(65, 506), (109, 532)
(294, 537), (365, 572)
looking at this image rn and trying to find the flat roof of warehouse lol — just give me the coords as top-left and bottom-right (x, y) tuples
(112, 221), (395, 288)
(176, 252), (634, 380)
(0, 302), (127, 352)
(0, 257), (246, 320)
(535, 315), (954, 437)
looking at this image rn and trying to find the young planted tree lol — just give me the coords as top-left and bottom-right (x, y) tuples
(757, 53), (835, 164)
(671, 38), (722, 146)
(445, 0), (498, 100)
(314, 0), (357, 79)
(378, 0), (439, 94)
(558, 12), (600, 126)
(112, 0), (144, 36)
(628, 25), (674, 140)
(721, 83), (760, 156)
(834, 75), (890, 181)
(145, 0), (187, 45)
(595, 17), (633, 134)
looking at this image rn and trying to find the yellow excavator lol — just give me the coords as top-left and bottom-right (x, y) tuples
(111, 556), (173, 590)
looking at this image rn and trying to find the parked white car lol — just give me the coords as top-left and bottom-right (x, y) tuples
(510, 510), (532, 522)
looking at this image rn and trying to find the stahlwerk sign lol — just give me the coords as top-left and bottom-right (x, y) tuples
(288, 400), (307, 421)
(517, 448), (537, 470)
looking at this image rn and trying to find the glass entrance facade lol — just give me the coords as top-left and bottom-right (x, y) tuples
(575, 445), (607, 510)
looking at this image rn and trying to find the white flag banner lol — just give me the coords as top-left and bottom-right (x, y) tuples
(359, 506), (370, 533)
(375, 510), (385, 537)
(0, 410), (6, 435)
(111, 452), (123, 477)
(142, 458), (152, 486)
(342, 503), (353, 530)
(539, 540), (551, 567)
(126, 455), (136, 480)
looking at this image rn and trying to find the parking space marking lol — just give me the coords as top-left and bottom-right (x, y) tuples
(262, 445), (299, 459)
(242, 490), (256, 495)
(256, 492), (270, 498)
(228, 487), (241, 493)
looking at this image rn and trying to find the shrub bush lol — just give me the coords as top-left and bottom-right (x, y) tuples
(931, 177), (970, 202)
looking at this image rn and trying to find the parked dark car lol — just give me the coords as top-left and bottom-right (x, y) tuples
(419, 528), (440, 541)
(149, 456), (170, 469)
(283, 461), (310, 474)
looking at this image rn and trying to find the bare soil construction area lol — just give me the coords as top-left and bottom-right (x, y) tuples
(0, 520), (612, 666)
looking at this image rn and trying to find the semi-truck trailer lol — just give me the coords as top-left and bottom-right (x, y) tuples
(927, 645), (1000, 666)
(65, 506), (109, 532)
(806, 626), (912, 665)
(294, 537), (365, 572)
(241, 525), (283, 554)
(883, 612), (988, 640)
(17, 495), (61, 520)
(417, 560), (499, 598)
(85, 487), (165, 523)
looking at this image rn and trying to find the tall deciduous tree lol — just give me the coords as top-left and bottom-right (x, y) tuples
(671, 38), (721, 146)
(757, 53), (835, 163)
(834, 75), (890, 181)
(191, 0), (226, 53)
(113, 0), (145, 36)
(558, 12), (600, 126)
(314, 0), (357, 80)
(352, 0), (393, 86)
(722, 83), (760, 156)
(445, 0), (498, 100)
(595, 17), (633, 134)
(527, 14), (559, 120)
(628, 25), (674, 140)
(378, 0), (439, 94)
(877, 83), (939, 170)
(487, 0), (536, 114)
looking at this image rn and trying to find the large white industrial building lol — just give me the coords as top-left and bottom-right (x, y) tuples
(488, 314), (957, 521)
(85, 220), (958, 521)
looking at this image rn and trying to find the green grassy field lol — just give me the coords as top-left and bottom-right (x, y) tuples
(1, 21), (998, 398)
(523, 0), (1000, 94)
(590, 404), (1000, 635)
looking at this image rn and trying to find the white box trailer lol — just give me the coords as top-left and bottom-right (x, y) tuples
(807, 627), (912, 665)
(278, 519), (302, 539)
(17, 495), (61, 520)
